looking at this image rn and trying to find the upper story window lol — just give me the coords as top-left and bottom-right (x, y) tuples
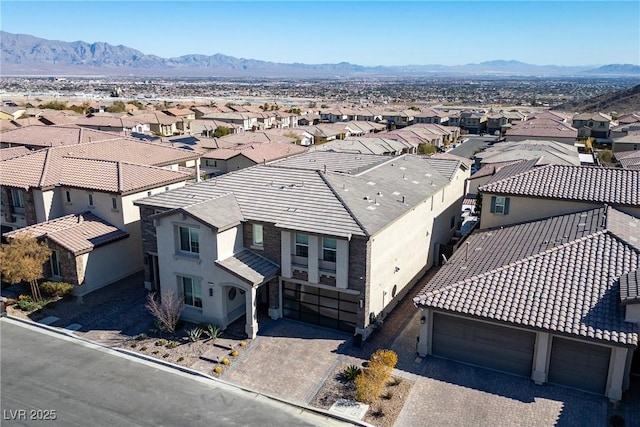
(179, 226), (199, 254)
(252, 224), (264, 247)
(88, 193), (94, 207)
(111, 197), (118, 210)
(490, 196), (510, 215)
(322, 237), (337, 262)
(295, 233), (309, 257)
(11, 188), (24, 208)
(65, 191), (71, 203)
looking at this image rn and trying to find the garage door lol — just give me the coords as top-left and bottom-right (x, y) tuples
(282, 282), (358, 333)
(548, 337), (611, 394)
(432, 313), (536, 377)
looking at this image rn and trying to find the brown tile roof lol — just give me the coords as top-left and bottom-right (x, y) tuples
(4, 212), (129, 255)
(1, 125), (121, 147)
(0, 148), (191, 194)
(479, 164), (640, 206)
(414, 207), (639, 346)
(203, 141), (307, 163)
(0, 146), (34, 161)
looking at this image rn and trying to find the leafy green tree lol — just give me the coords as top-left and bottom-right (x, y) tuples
(0, 236), (52, 302)
(417, 143), (437, 155)
(106, 100), (126, 113)
(213, 126), (232, 138)
(39, 101), (68, 110)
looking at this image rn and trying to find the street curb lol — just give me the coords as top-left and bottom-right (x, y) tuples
(2, 314), (373, 427)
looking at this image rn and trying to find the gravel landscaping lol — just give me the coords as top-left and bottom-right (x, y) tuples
(311, 360), (413, 427)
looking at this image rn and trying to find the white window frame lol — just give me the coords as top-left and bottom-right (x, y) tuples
(180, 276), (202, 308)
(178, 226), (199, 254)
(252, 224), (264, 247)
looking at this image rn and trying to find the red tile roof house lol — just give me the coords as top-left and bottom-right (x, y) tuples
(200, 141), (307, 178)
(0, 139), (197, 297)
(414, 206), (639, 401)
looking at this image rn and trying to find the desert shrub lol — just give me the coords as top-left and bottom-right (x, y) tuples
(222, 357), (230, 365)
(355, 368), (384, 403)
(17, 295), (36, 311)
(166, 341), (178, 349)
(239, 341), (247, 347)
(370, 405), (385, 418)
(40, 281), (74, 298)
(155, 339), (167, 347)
(140, 346), (148, 351)
(382, 390), (394, 400)
(204, 324), (222, 340)
(341, 365), (362, 382)
(177, 357), (184, 363)
(146, 290), (184, 334)
(130, 343), (138, 349)
(230, 349), (239, 357)
(135, 333), (147, 341)
(162, 353), (169, 358)
(214, 366), (223, 374)
(188, 327), (204, 342)
(389, 376), (403, 386)
(371, 349), (398, 369)
(152, 350), (159, 355)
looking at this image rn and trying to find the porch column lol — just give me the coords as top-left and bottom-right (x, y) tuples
(308, 235), (319, 283)
(417, 308), (433, 357)
(532, 332), (551, 384)
(195, 159), (201, 182)
(606, 347), (629, 402)
(245, 286), (258, 339)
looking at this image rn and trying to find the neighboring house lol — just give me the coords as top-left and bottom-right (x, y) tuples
(465, 159), (539, 196)
(264, 128), (315, 146)
(380, 110), (415, 129)
(413, 109), (449, 125)
(474, 139), (582, 168)
(200, 141), (307, 177)
(311, 137), (414, 155)
(198, 112), (259, 131)
(506, 112), (578, 144)
(0, 146), (34, 161)
(616, 150), (640, 170)
(135, 151), (469, 340)
(459, 111), (487, 134)
(477, 164), (640, 229)
(0, 106), (27, 121)
(486, 111), (526, 135)
(0, 149), (191, 296)
(4, 212), (131, 297)
(190, 119), (244, 138)
(414, 206), (639, 401)
(572, 112), (612, 139)
(74, 115), (140, 133)
(0, 125), (122, 149)
(613, 132), (640, 153)
(370, 124), (460, 150)
(136, 112), (184, 136)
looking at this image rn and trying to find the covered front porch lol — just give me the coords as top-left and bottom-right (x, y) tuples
(214, 249), (279, 339)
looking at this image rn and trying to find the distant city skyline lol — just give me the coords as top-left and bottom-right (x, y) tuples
(2, 1), (639, 67)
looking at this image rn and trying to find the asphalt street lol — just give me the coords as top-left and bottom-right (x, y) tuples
(0, 319), (353, 427)
(448, 135), (494, 159)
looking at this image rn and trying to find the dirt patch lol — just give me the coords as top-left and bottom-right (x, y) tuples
(311, 361), (413, 427)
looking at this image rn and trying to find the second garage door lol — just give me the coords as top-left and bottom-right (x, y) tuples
(432, 313), (536, 377)
(548, 337), (611, 394)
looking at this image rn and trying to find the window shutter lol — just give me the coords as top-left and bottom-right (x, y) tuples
(504, 197), (510, 215)
(490, 196), (496, 213)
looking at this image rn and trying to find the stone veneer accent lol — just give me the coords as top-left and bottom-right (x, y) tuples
(242, 221), (281, 265)
(43, 240), (80, 287)
(347, 235), (370, 330)
(1, 187), (14, 224)
(139, 205), (161, 285)
(24, 190), (37, 226)
(268, 279), (279, 311)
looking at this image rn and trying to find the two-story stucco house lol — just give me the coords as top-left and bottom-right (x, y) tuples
(135, 151), (469, 341)
(572, 112), (612, 140)
(0, 148), (191, 296)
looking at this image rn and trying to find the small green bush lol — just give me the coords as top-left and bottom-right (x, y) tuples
(155, 339), (167, 347)
(140, 346), (148, 351)
(135, 333), (147, 341)
(214, 366), (223, 374)
(40, 281), (74, 298)
(17, 295), (36, 311)
(162, 353), (170, 358)
(177, 357), (185, 363)
(188, 327), (203, 342)
(130, 343), (138, 349)
(342, 365), (362, 382)
(205, 324), (222, 340)
(166, 341), (178, 349)
(222, 357), (230, 365)
(152, 350), (159, 355)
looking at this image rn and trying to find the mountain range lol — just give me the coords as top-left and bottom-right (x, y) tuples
(1, 31), (639, 78)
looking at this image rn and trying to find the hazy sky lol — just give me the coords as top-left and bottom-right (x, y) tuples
(2, 1), (639, 67)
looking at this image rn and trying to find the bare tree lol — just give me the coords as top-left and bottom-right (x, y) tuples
(146, 290), (184, 334)
(0, 236), (51, 302)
